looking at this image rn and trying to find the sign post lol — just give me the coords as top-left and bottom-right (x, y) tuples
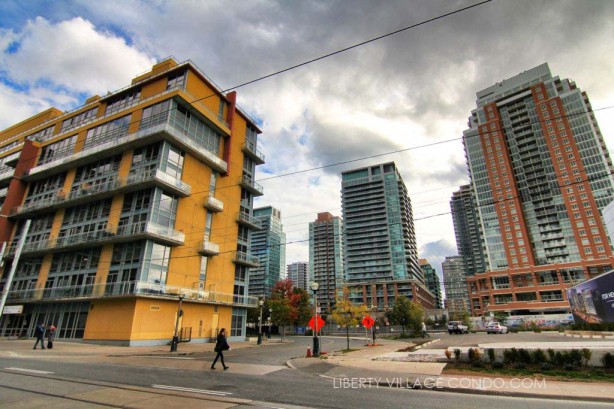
(361, 315), (375, 345)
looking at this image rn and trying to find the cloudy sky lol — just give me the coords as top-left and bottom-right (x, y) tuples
(1, 0), (614, 282)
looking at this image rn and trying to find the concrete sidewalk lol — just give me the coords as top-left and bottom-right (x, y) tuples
(289, 337), (614, 403)
(1, 337), (305, 409)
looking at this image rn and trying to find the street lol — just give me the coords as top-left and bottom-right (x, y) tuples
(1, 334), (613, 408)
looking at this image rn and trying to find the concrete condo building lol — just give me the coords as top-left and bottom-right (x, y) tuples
(248, 206), (286, 299)
(459, 63), (614, 316)
(287, 261), (309, 292)
(341, 162), (434, 309)
(308, 212), (344, 313)
(0, 58), (265, 344)
(442, 255), (470, 314)
(419, 259), (443, 309)
(450, 184), (486, 276)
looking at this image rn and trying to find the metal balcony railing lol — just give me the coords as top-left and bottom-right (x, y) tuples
(241, 140), (265, 164)
(239, 175), (263, 196)
(11, 170), (191, 218)
(5, 280), (258, 308)
(233, 251), (259, 267)
(6, 220), (185, 256)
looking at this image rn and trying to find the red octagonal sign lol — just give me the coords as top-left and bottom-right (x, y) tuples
(362, 315), (375, 329)
(308, 315), (325, 331)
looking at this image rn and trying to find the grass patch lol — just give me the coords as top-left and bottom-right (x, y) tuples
(443, 362), (614, 382)
(336, 348), (360, 354)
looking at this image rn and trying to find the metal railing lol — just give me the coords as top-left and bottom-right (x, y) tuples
(5, 280), (258, 307)
(7, 220), (185, 256)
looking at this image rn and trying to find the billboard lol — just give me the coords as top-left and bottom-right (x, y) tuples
(567, 270), (614, 324)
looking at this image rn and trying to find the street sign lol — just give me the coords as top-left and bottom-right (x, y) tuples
(308, 315), (325, 331)
(362, 315), (375, 329)
(2, 305), (23, 314)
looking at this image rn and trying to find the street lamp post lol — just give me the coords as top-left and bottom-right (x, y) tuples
(310, 281), (320, 357)
(170, 294), (185, 352)
(257, 299), (264, 345)
(268, 308), (272, 339)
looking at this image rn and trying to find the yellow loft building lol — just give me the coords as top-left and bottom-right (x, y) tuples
(0, 58), (264, 345)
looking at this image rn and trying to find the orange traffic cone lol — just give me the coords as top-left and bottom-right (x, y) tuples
(306, 346), (312, 358)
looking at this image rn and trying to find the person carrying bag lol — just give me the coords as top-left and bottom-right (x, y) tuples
(211, 328), (230, 370)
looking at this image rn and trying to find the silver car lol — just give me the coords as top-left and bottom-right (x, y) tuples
(486, 322), (508, 334)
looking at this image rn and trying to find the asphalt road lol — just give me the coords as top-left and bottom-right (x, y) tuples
(0, 335), (612, 409)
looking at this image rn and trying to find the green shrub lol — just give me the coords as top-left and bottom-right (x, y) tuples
(540, 363), (554, 371)
(491, 361), (504, 369)
(547, 348), (556, 363)
(517, 348), (532, 364)
(569, 349), (583, 366)
(503, 348), (518, 364)
(564, 364), (578, 371)
(487, 348), (496, 363)
(553, 351), (564, 366)
(601, 352), (614, 369)
(513, 362), (526, 370)
(471, 360), (485, 368)
(454, 348), (461, 363)
(531, 349), (546, 364)
(468, 348), (476, 362)
(581, 348), (592, 366)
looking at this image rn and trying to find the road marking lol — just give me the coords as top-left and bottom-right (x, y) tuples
(137, 356), (195, 360)
(152, 384), (232, 396)
(5, 367), (54, 374)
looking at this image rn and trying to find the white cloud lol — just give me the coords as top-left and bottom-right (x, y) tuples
(0, 16), (155, 111)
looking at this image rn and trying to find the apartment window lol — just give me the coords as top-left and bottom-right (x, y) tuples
(579, 230), (586, 236)
(585, 248), (593, 254)
(106, 88), (141, 114)
(598, 246), (605, 253)
(61, 107), (97, 132)
(167, 69), (186, 90)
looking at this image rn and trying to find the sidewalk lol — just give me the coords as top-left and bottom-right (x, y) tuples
(289, 337), (614, 403)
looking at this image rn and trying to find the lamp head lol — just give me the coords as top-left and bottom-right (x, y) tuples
(310, 282), (319, 292)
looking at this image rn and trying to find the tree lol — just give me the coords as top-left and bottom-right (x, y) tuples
(269, 279), (295, 341)
(292, 288), (312, 328)
(268, 279), (312, 340)
(331, 288), (369, 350)
(387, 296), (424, 336)
(493, 311), (509, 325)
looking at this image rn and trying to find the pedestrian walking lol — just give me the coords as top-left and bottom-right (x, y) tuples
(421, 322), (430, 338)
(33, 323), (46, 350)
(211, 328), (230, 370)
(47, 325), (56, 349)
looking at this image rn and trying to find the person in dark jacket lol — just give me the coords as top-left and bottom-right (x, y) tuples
(211, 328), (230, 370)
(33, 323), (46, 350)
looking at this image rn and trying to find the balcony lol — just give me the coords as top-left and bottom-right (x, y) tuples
(236, 212), (261, 230)
(204, 195), (224, 212)
(239, 175), (263, 196)
(233, 251), (259, 267)
(198, 240), (220, 256)
(241, 140), (265, 165)
(4, 280), (258, 308)
(10, 169), (191, 219)
(24, 117), (228, 181)
(0, 187), (8, 198)
(6, 220), (185, 256)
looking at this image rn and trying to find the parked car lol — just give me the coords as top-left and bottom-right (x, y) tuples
(447, 320), (468, 334)
(486, 322), (508, 334)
